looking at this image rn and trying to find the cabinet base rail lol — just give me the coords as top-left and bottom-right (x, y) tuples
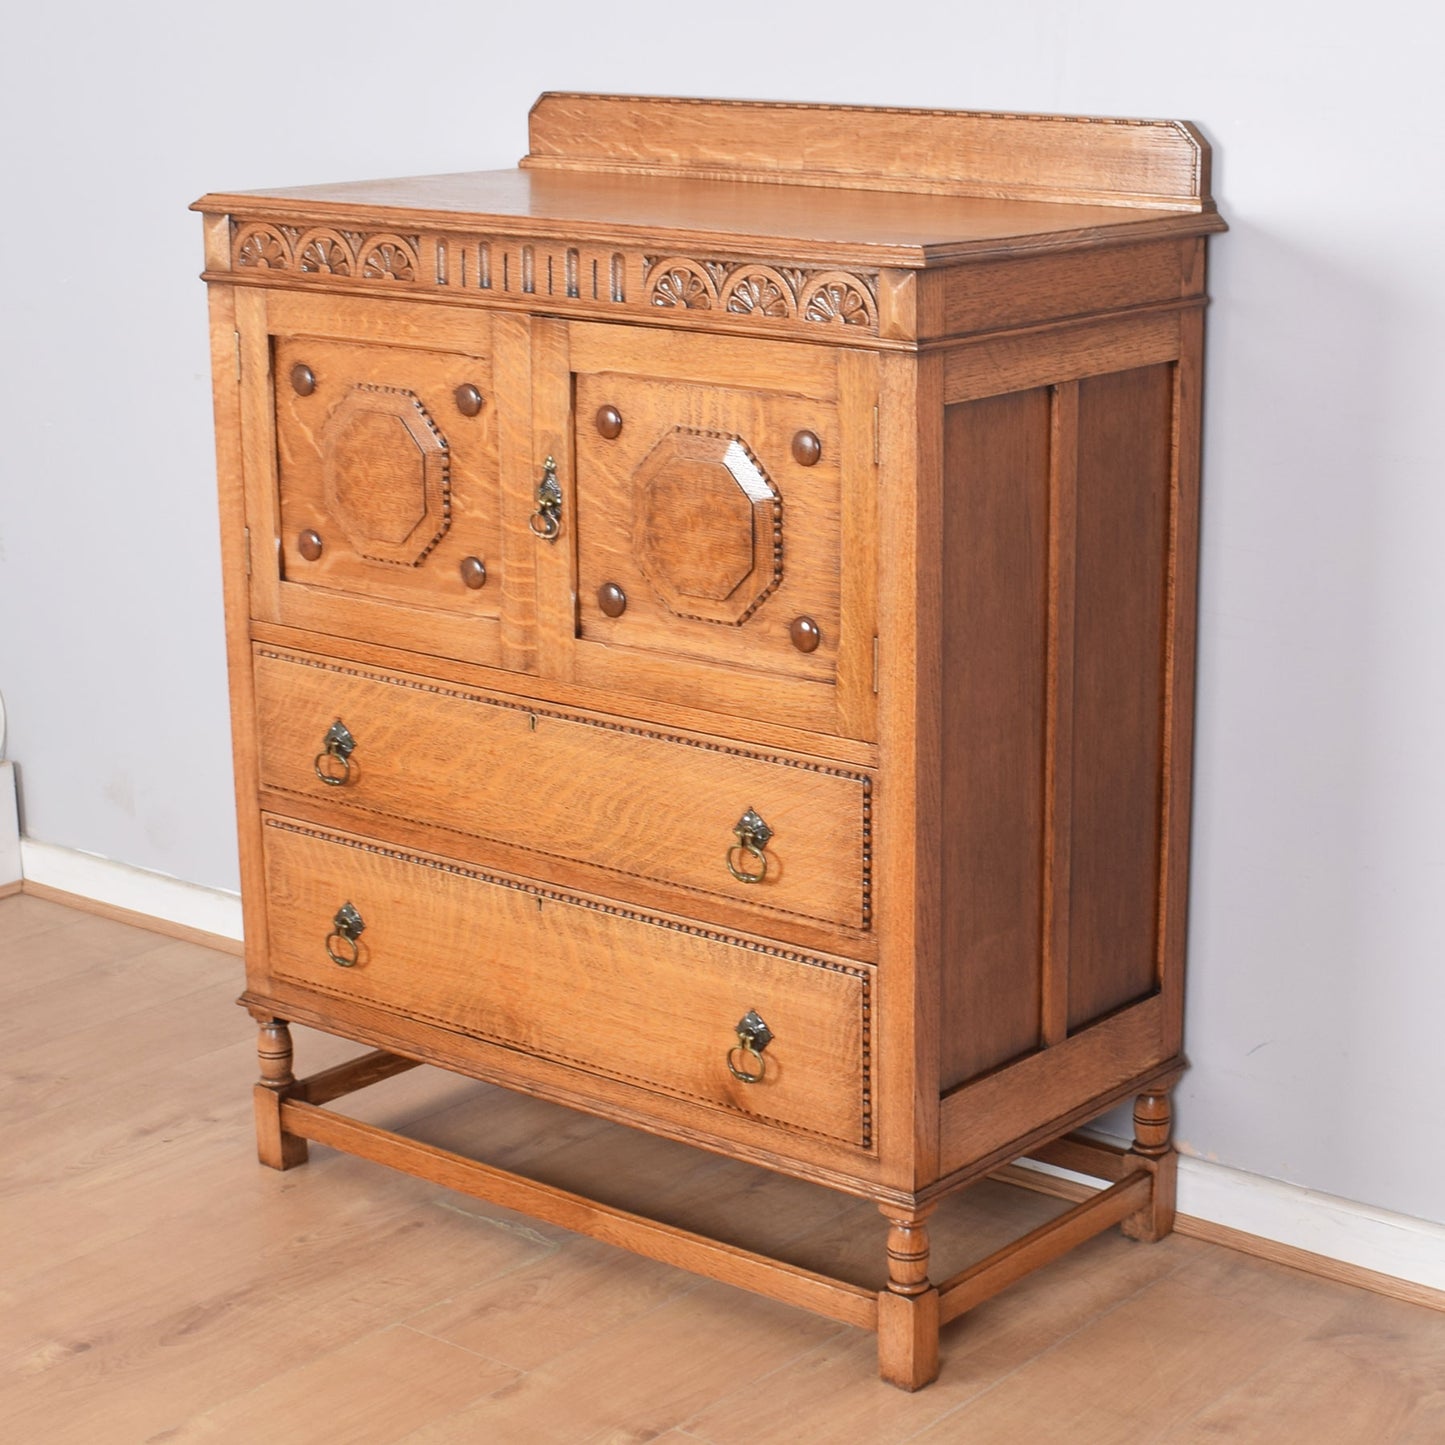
(257, 1035), (1175, 1390)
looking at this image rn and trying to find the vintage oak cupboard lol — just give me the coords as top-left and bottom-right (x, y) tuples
(195, 94), (1224, 1389)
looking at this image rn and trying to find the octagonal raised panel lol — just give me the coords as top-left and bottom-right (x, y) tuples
(633, 428), (781, 625)
(320, 384), (451, 566)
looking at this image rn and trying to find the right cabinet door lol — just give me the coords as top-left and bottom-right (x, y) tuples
(559, 323), (878, 740)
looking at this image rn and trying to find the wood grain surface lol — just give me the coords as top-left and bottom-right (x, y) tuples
(198, 93), (1223, 1390)
(252, 646), (872, 934)
(525, 94), (1217, 212)
(261, 817), (872, 1147)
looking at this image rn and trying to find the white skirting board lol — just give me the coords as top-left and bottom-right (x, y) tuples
(0, 763), (19, 887)
(18, 837), (243, 941)
(1026, 1145), (1443, 1298)
(10, 837), (1444, 1300)
(1174, 1154), (1445, 1293)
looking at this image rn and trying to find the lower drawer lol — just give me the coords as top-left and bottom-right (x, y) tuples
(261, 816), (873, 1149)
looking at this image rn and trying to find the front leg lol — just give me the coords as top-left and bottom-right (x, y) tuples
(1121, 1089), (1176, 1242)
(254, 1018), (309, 1170)
(876, 1201), (940, 1391)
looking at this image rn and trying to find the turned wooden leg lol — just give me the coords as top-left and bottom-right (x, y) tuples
(254, 1019), (308, 1170)
(1122, 1089), (1177, 1243)
(876, 1202), (940, 1390)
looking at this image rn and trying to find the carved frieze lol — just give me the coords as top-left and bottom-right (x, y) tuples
(228, 219), (881, 336)
(646, 256), (877, 330)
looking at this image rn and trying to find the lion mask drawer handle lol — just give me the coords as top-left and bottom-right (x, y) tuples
(727, 1008), (773, 1084)
(313, 718), (356, 786)
(726, 807), (773, 884)
(325, 901), (366, 968)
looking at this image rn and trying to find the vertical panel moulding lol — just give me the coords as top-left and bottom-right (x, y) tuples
(1067, 365), (1172, 1030)
(492, 313), (538, 674)
(530, 318), (578, 682)
(876, 350), (943, 1188)
(522, 245), (536, 295)
(615, 253), (630, 304)
(1156, 312), (1204, 1055)
(478, 241), (491, 291)
(214, 285), (274, 981)
(566, 248), (579, 299)
(1041, 382), (1079, 1047)
(834, 349), (880, 741)
(233, 287), (282, 625)
(435, 239), (448, 287)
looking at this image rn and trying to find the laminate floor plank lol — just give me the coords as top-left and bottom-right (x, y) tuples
(2, 895), (1441, 1445)
(404, 1234), (699, 1372)
(683, 1231), (1201, 1445)
(0, 904), (178, 1001)
(907, 1274), (1319, 1443)
(148, 1325), (521, 1444)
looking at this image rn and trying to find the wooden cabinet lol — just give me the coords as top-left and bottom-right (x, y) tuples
(197, 93), (1224, 1389)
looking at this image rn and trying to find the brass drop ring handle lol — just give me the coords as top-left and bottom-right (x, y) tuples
(726, 842), (768, 884)
(313, 719), (356, 787)
(529, 456), (562, 541)
(727, 1043), (766, 1083)
(727, 1009), (773, 1084)
(725, 807), (773, 885)
(325, 901), (365, 968)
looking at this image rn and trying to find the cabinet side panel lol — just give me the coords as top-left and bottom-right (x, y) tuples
(1067, 364), (1172, 1029)
(939, 389), (1050, 1090)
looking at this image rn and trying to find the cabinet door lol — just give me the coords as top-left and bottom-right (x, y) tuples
(237, 290), (513, 669)
(542, 323), (877, 740)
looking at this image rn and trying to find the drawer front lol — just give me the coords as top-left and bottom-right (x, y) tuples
(262, 817), (872, 1148)
(262, 315), (503, 662)
(253, 648), (872, 934)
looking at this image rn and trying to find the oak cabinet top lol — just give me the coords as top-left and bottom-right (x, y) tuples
(194, 92), (1224, 272)
(195, 95), (1224, 348)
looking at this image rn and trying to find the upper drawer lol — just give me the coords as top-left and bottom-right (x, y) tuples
(238, 292), (505, 669)
(261, 816), (873, 1150)
(253, 647), (872, 939)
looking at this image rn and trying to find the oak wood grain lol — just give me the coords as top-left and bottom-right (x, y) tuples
(252, 646), (872, 935)
(261, 817), (872, 1148)
(1068, 364), (1173, 1029)
(198, 94), (1221, 1392)
(939, 386), (1050, 1090)
(524, 94), (1217, 212)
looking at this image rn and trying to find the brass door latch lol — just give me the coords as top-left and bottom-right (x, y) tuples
(529, 455), (562, 540)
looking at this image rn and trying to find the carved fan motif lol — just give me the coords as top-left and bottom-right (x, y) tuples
(299, 231), (354, 275)
(361, 236), (419, 282)
(235, 225), (290, 270)
(801, 273), (877, 327)
(649, 260), (716, 310)
(724, 269), (795, 319)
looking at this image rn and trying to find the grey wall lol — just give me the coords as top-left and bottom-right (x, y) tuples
(2, 2), (1442, 1224)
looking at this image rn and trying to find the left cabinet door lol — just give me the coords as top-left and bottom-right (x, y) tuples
(237, 289), (510, 669)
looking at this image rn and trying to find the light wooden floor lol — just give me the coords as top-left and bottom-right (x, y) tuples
(3, 893), (1443, 1444)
